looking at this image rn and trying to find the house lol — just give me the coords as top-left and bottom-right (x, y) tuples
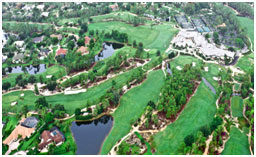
(32, 36), (44, 43)
(41, 12), (49, 17)
(56, 48), (67, 57)
(14, 40), (24, 48)
(12, 53), (25, 63)
(77, 46), (89, 55)
(109, 4), (118, 11)
(84, 36), (91, 45)
(2, 55), (8, 63)
(50, 34), (62, 40)
(37, 4), (45, 11)
(21, 116), (39, 128)
(3, 117), (38, 145)
(40, 48), (51, 56)
(38, 127), (65, 150)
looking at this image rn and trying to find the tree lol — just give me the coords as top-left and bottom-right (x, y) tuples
(210, 116), (223, 131)
(133, 40), (137, 48)
(34, 84), (39, 95)
(184, 134), (195, 146)
(35, 97), (48, 109)
(75, 108), (81, 116)
(28, 75), (37, 84)
(45, 112), (54, 123)
(51, 37), (58, 45)
(138, 42), (143, 53)
(156, 50), (161, 56)
(81, 23), (88, 33)
(47, 81), (57, 91)
(67, 41), (75, 50)
(112, 80), (116, 87)
(39, 75), (44, 84)
(200, 125), (211, 137)
(2, 82), (11, 91)
(21, 105), (29, 116)
(77, 38), (85, 46)
(235, 38), (244, 48)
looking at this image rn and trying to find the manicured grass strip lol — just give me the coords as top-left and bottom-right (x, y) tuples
(100, 70), (165, 154)
(221, 127), (250, 155)
(153, 82), (217, 155)
(234, 83), (240, 91)
(237, 16), (254, 47)
(231, 96), (244, 118)
(2, 68), (137, 115)
(134, 132), (152, 155)
(235, 53), (254, 73)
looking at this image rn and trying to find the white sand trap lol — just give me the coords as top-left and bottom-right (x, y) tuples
(204, 67), (208, 72)
(64, 89), (86, 95)
(218, 68), (222, 71)
(83, 112), (89, 116)
(213, 77), (220, 81)
(11, 102), (17, 106)
(144, 49), (150, 52)
(46, 75), (52, 79)
(176, 66), (182, 70)
(20, 93), (24, 97)
(192, 62), (196, 67)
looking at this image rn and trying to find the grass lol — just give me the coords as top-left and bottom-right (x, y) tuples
(221, 127), (250, 155)
(231, 96), (244, 118)
(2, 115), (19, 140)
(237, 16), (254, 48)
(3, 65), (67, 88)
(234, 83), (241, 91)
(2, 68), (137, 115)
(235, 53), (254, 73)
(100, 70), (165, 154)
(153, 82), (217, 154)
(89, 21), (177, 51)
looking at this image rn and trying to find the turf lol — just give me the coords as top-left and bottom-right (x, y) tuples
(2, 68), (137, 115)
(153, 82), (217, 155)
(88, 21), (177, 51)
(235, 53), (254, 73)
(237, 16), (254, 48)
(221, 127), (250, 155)
(100, 70), (165, 154)
(231, 96), (244, 118)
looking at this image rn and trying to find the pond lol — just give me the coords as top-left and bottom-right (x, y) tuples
(94, 42), (124, 61)
(71, 115), (113, 155)
(5, 64), (46, 75)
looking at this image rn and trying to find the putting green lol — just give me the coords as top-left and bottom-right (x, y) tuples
(153, 82), (217, 154)
(100, 70), (165, 154)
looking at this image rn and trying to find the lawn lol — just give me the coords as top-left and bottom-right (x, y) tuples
(2, 115), (19, 140)
(234, 83), (241, 91)
(221, 127), (250, 155)
(235, 53), (254, 73)
(237, 16), (254, 48)
(231, 96), (244, 118)
(2, 68), (137, 115)
(88, 21), (177, 51)
(3, 65), (67, 88)
(100, 70), (165, 154)
(153, 82), (217, 154)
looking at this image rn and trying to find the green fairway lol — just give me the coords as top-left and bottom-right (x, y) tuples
(100, 70), (165, 154)
(236, 53), (254, 73)
(237, 16), (254, 48)
(234, 83), (241, 91)
(231, 96), (244, 118)
(221, 127), (250, 155)
(2, 68), (137, 115)
(3, 65), (67, 87)
(153, 82), (217, 154)
(89, 21), (177, 51)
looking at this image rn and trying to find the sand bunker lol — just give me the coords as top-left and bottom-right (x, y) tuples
(46, 75), (52, 79)
(11, 102), (17, 106)
(20, 93), (24, 97)
(192, 62), (196, 67)
(213, 77), (220, 81)
(64, 89), (86, 95)
(204, 67), (208, 72)
(176, 66), (182, 70)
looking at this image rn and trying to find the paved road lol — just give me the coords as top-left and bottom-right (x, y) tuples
(202, 77), (216, 95)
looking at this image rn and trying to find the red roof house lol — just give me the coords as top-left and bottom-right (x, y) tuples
(56, 48), (67, 56)
(84, 36), (91, 45)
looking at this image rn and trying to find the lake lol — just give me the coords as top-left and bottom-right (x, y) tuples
(94, 42), (124, 61)
(70, 115), (113, 155)
(5, 64), (46, 75)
